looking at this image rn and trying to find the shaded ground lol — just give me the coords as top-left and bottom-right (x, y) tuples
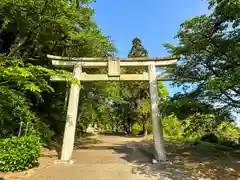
(114, 140), (240, 180)
(1, 134), (240, 180)
(75, 135), (240, 180)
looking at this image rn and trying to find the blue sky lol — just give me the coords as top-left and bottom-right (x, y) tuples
(92, 0), (240, 125)
(92, 0), (209, 96)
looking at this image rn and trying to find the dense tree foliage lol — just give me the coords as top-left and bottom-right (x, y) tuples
(164, 0), (240, 110)
(161, 0), (240, 146)
(0, 0), (115, 140)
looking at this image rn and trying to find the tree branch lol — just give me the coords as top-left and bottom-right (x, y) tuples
(8, 0), (51, 57)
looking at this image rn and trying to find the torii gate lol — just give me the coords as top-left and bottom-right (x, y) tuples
(47, 54), (178, 163)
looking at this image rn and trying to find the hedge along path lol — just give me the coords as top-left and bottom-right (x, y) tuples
(0, 136), (42, 172)
(0, 140), (57, 180)
(48, 54), (179, 163)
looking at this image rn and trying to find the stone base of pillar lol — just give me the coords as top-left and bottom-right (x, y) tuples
(54, 160), (75, 164)
(152, 159), (171, 164)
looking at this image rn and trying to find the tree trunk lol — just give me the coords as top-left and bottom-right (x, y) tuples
(142, 122), (148, 136)
(8, 36), (28, 56)
(63, 84), (69, 112)
(144, 124), (148, 136)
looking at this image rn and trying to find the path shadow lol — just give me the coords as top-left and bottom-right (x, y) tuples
(44, 141), (62, 159)
(99, 132), (145, 138)
(43, 136), (103, 159)
(75, 140), (240, 180)
(74, 137), (103, 149)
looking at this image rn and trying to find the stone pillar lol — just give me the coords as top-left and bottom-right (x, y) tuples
(60, 64), (82, 162)
(148, 64), (167, 162)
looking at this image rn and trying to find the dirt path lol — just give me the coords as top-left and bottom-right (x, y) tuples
(24, 135), (160, 180)
(1, 134), (240, 180)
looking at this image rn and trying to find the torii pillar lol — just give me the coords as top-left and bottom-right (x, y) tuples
(148, 64), (166, 161)
(60, 64), (82, 162)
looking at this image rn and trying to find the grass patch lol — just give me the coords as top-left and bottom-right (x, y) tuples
(194, 141), (235, 151)
(164, 135), (236, 151)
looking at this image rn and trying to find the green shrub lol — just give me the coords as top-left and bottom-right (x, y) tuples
(146, 121), (152, 134)
(131, 122), (142, 136)
(162, 114), (183, 138)
(160, 111), (240, 150)
(0, 135), (41, 172)
(215, 121), (240, 143)
(200, 133), (218, 143)
(31, 120), (53, 145)
(181, 114), (217, 140)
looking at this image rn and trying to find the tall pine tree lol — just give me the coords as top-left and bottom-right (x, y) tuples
(128, 38), (148, 57)
(117, 37), (168, 135)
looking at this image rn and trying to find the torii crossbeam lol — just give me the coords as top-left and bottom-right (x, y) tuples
(48, 54), (179, 163)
